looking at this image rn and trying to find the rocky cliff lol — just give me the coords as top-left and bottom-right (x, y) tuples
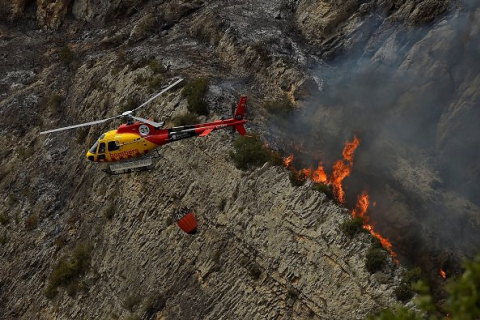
(1, 0), (479, 319)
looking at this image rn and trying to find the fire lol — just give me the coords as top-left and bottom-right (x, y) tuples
(328, 136), (360, 203)
(342, 136), (360, 162)
(312, 162), (328, 183)
(283, 135), (398, 261)
(284, 155), (294, 167)
(440, 269), (446, 279)
(352, 191), (397, 259)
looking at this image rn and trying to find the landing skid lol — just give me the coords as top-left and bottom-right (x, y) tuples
(102, 150), (161, 175)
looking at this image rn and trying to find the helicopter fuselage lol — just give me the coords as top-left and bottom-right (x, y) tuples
(86, 116), (246, 163)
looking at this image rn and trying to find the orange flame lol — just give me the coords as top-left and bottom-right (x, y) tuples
(342, 136), (360, 162)
(283, 136), (398, 261)
(284, 155), (294, 167)
(312, 162), (328, 184)
(330, 136), (360, 204)
(352, 191), (398, 260)
(301, 168), (312, 177)
(440, 269), (446, 279)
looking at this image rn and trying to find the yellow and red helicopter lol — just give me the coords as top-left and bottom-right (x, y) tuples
(41, 78), (247, 174)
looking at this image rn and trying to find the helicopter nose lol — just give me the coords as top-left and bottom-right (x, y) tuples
(86, 151), (95, 162)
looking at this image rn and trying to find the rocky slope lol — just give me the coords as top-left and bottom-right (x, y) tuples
(0, 0), (479, 319)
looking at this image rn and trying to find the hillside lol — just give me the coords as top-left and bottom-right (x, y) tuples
(1, 0), (479, 319)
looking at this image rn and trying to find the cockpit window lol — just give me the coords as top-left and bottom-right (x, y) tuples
(98, 142), (106, 154)
(89, 141), (98, 153)
(99, 134), (105, 140)
(108, 141), (120, 151)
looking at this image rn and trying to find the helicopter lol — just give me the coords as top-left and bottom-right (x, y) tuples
(40, 78), (247, 174)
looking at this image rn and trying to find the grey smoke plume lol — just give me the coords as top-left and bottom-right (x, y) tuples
(274, 3), (480, 279)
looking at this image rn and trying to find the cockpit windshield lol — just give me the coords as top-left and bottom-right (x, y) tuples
(89, 141), (99, 153)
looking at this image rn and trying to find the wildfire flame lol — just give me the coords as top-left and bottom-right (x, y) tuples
(312, 162), (328, 184)
(352, 191), (398, 260)
(283, 135), (398, 261)
(331, 136), (360, 204)
(440, 269), (446, 279)
(283, 155), (294, 167)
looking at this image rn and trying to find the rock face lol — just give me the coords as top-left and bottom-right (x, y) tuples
(36, 0), (69, 29)
(0, 0), (478, 319)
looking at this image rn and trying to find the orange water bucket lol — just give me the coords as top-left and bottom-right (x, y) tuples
(177, 212), (197, 234)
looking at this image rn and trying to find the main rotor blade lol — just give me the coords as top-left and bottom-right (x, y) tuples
(132, 78), (184, 113)
(40, 116), (121, 135)
(129, 115), (164, 128)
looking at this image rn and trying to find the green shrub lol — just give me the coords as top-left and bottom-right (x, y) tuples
(367, 306), (423, 320)
(218, 198), (227, 211)
(18, 147), (34, 160)
(59, 45), (75, 66)
(25, 215), (38, 231)
(264, 97), (295, 119)
(123, 295), (142, 312)
(369, 254), (480, 320)
(340, 217), (365, 237)
(0, 212), (9, 225)
(148, 59), (165, 74)
(251, 41), (271, 64)
(313, 182), (334, 199)
(0, 233), (8, 245)
(403, 267), (423, 284)
(147, 75), (163, 91)
(248, 263), (262, 280)
(182, 78), (209, 116)
(6, 193), (17, 206)
(48, 94), (62, 114)
(54, 235), (67, 249)
(45, 242), (93, 299)
(120, 96), (140, 113)
(171, 112), (200, 126)
(289, 171), (306, 187)
(229, 135), (280, 170)
(141, 292), (166, 316)
(394, 282), (414, 302)
(76, 128), (89, 144)
(365, 246), (387, 274)
(103, 204), (115, 221)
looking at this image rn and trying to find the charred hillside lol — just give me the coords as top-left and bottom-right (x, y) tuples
(0, 0), (479, 319)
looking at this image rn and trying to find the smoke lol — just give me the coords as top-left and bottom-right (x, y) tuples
(270, 3), (480, 279)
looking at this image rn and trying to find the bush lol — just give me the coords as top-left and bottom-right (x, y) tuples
(103, 204), (115, 221)
(403, 267), (423, 284)
(123, 295), (142, 312)
(76, 128), (89, 144)
(45, 242), (93, 299)
(366, 247), (387, 274)
(48, 94), (62, 114)
(171, 112), (200, 126)
(120, 96), (140, 113)
(148, 59), (165, 74)
(142, 292), (167, 317)
(289, 171), (306, 187)
(264, 97), (295, 119)
(25, 215), (38, 231)
(340, 217), (364, 237)
(0, 233), (8, 245)
(248, 263), (262, 280)
(148, 76), (164, 91)
(229, 135), (280, 170)
(0, 212), (9, 225)
(394, 282), (414, 302)
(218, 198), (227, 211)
(313, 182), (335, 199)
(182, 78), (209, 115)
(59, 45), (75, 66)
